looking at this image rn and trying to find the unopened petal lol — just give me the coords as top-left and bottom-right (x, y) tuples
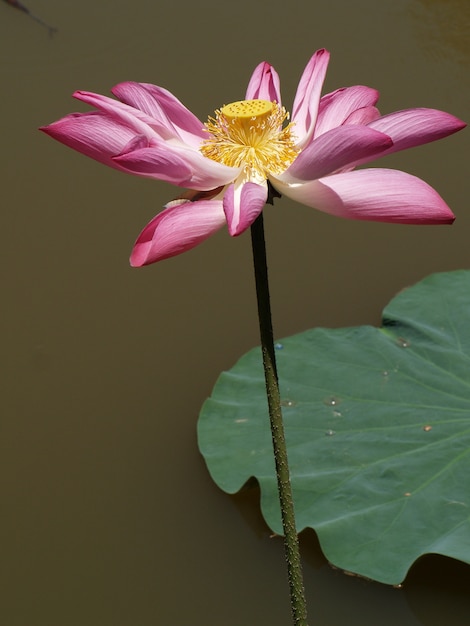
(223, 181), (268, 236)
(278, 168), (455, 224)
(130, 198), (226, 266)
(291, 49), (330, 149)
(245, 62), (282, 103)
(280, 126), (392, 183)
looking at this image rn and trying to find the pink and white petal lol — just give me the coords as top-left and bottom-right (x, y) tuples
(223, 180), (268, 236)
(245, 62), (282, 103)
(277, 168), (455, 224)
(112, 82), (207, 147)
(314, 86), (380, 138)
(368, 108), (466, 155)
(291, 49), (330, 149)
(73, 90), (163, 140)
(113, 141), (239, 190)
(168, 144), (240, 189)
(141, 84), (207, 139)
(112, 145), (193, 184)
(40, 112), (140, 170)
(110, 82), (180, 140)
(130, 198), (226, 266)
(279, 126), (392, 183)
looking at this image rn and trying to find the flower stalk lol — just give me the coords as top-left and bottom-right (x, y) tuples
(250, 210), (308, 626)
(40, 49), (465, 624)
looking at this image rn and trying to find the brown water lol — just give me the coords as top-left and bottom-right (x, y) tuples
(1, 0), (469, 624)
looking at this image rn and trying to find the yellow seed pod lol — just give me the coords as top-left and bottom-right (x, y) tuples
(221, 100), (274, 120)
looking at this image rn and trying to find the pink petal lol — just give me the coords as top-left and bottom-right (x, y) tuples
(291, 49), (330, 149)
(74, 90), (161, 140)
(112, 82), (206, 147)
(280, 126), (392, 182)
(40, 112), (140, 171)
(114, 142), (239, 190)
(314, 86), (380, 138)
(368, 108), (466, 155)
(277, 168), (455, 224)
(223, 181), (268, 236)
(130, 198), (226, 266)
(113, 144), (193, 184)
(245, 62), (282, 103)
(119, 134), (150, 153)
(344, 106), (381, 126)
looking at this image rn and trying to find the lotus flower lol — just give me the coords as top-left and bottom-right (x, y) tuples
(40, 49), (465, 266)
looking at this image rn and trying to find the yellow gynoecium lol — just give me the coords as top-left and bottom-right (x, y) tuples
(201, 99), (299, 184)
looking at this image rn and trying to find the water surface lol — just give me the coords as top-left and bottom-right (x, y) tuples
(1, 0), (469, 624)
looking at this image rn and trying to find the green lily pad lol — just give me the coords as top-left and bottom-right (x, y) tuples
(198, 270), (470, 585)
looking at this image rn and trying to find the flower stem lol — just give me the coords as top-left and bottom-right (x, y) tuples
(250, 212), (308, 626)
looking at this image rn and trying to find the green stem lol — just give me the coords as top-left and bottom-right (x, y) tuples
(250, 212), (308, 626)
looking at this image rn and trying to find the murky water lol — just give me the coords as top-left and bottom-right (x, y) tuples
(1, 0), (469, 624)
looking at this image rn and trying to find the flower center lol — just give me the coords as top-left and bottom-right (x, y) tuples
(200, 99), (299, 182)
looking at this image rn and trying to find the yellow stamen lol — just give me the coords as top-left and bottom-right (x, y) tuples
(200, 99), (299, 182)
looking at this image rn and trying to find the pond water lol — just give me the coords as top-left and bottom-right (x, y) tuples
(1, 0), (469, 624)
